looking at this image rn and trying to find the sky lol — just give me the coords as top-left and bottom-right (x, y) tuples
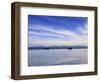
(28, 15), (88, 47)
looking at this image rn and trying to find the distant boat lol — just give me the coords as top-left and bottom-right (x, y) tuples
(43, 47), (50, 49)
(68, 47), (72, 50)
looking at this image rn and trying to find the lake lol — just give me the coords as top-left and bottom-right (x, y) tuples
(28, 49), (88, 66)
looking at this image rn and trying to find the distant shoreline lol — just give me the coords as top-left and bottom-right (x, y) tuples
(28, 46), (88, 50)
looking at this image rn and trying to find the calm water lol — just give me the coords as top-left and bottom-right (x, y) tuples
(28, 49), (88, 66)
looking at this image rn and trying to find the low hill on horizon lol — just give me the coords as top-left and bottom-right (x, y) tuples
(28, 45), (88, 50)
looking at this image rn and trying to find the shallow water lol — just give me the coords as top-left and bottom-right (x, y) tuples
(28, 49), (87, 66)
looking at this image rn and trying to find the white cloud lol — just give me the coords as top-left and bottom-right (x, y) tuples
(76, 24), (88, 35)
(29, 24), (88, 46)
(29, 24), (78, 37)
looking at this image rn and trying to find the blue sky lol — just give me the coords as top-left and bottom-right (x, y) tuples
(28, 15), (88, 47)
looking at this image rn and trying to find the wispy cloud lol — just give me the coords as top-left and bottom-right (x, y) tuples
(29, 24), (78, 38)
(29, 24), (87, 46)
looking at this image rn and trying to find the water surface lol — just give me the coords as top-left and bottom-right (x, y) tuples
(28, 49), (88, 66)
